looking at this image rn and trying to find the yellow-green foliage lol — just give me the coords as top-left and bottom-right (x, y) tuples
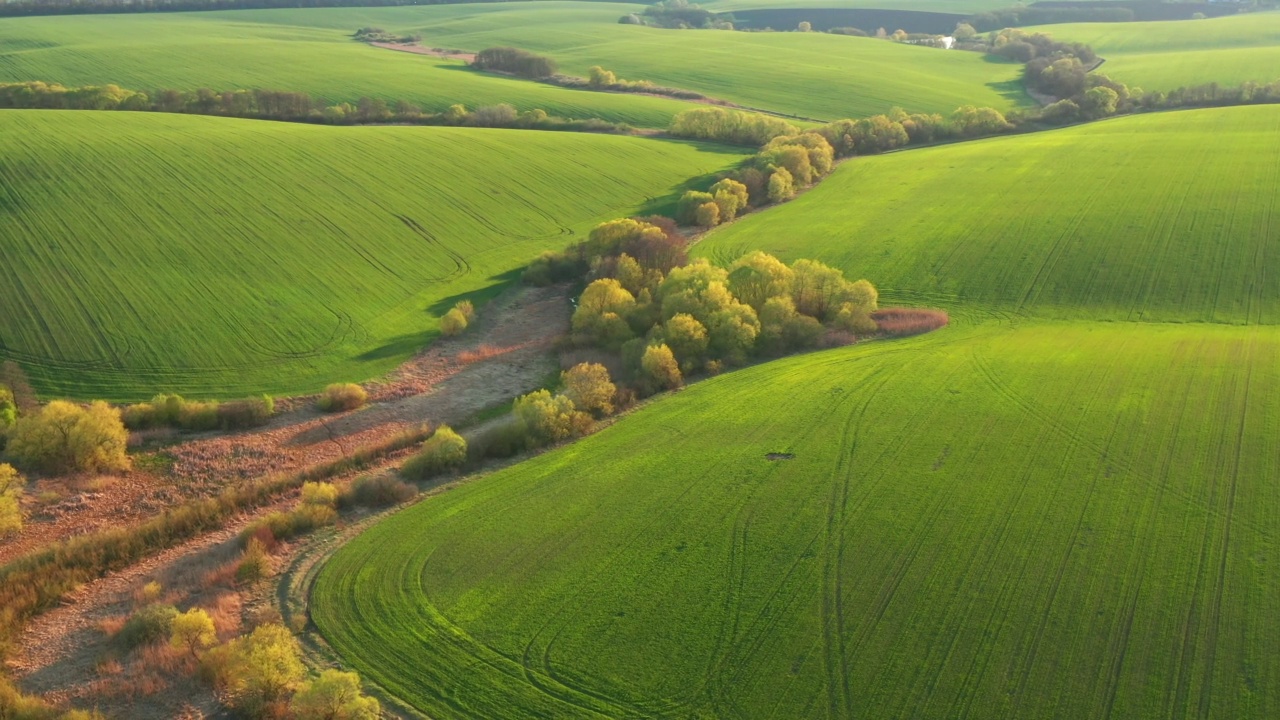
(171, 608), (217, 658)
(400, 426), (468, 480)
(441, 308), (469, 337)
(0, 463), (23, 535)
(6, 400), (129, 474)
(221, 624), (306, 717)
(291, 669), (381, 720)
(317, 384), (367, 413)
(561, 363), (616, 417)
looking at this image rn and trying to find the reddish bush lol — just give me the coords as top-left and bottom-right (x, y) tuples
(870, 308), (949, 337)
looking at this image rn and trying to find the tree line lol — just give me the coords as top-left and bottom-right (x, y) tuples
(0, 81), (632, 133)
(0, 0), (500, 18)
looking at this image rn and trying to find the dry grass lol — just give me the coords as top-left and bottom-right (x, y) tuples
(871, 308), (950, 337)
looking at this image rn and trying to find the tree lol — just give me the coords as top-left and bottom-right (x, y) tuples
(662, 313), (710, 370)
(712, 190), (741, 223)
(170, 608), (217, 659)
(797, 21), (812, 32)
(1080, 86), (1119, 119)
(514, 390), (582, 444)
(292, 670), (380, 720)
(572, 279), (637, 348)
(677, 190), (716, 225)
(767, 166), (795, 203)
(694, 201), (720, 228)
(791, 259), (853, 319)
(640, 344), (682, 391)
(7, 400), (130, 474)
(224, 624), (306, 718)
(0, 385), (14, 429)
(588, 66), (617, 87)
(0, 463), (23, 535)
(561, 363), (616, 417)
(761, 145), (814, 185)
(728, 251), (794, 310)
(613, 253), (661, 296)
(707, 303), (760, 365)
(953, 22), (977, 41)
(710, 178), (750, 214)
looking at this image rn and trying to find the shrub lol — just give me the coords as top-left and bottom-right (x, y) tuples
(0, 385), (14, 430)
(513, 390), (584, 445)
(221, 623), (306, 719)
(467, 103), (519, 127)
(292, 669), (381, 720)
(317, 384), (367, 413)
(6, 400), (130, 475)
(400, 426), (467, 480)
(116, 604), (179, 651)
(676, 190), (714, 225)
(694, 201), (721, 228)
(300, 481), (339, 507)
(561, 363), (617, 417)
(0, 463), (23, 535)
(216, 395), (274, 431)
(171, 608), (217, 658)
(455, 299), (476, 322)
(441, 307), (469, 336)
(640, 344), (683, 392)
(465, 417), (528, 461)
(236, 538), (271, 585)
(767, 167), (795, 202)
(339, 474), (416, 508)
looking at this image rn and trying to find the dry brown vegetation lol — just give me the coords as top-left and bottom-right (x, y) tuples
(870, 308), (951, 337)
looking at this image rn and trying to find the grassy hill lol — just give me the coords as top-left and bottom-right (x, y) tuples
(701, 106), (1280, 324)
(1026, 13), (1280, 91)
(266, 2), (1029, 120)
(0, 4), (1029, 123)
(0, 8), (697, 128)
(313, 106), (1280, 719)
(0, 110), (746, 399)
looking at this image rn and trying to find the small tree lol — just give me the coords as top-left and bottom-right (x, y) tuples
(292, 670), (381, 720)
(513, 390), (582, 444)
(953, 22), (977, 41)
(7, 400), (130, 475)
(561, 363), (616, 417)
(798, 21), (812, 32)
(400, 426), (467, 479)
(640, 344), (682, 391)
(767, 167), (795, 203)
(171, 608), (217, 659)
(0, 385), (15, 429)
(662, 313), (710, 370)
(694, 201), (721, 228)
(454, 300), (476, 322)
(588, 66), (618, 87)
(676, 190), (715, 225)
(224, 624), (306, 718)
(300, 481), (339, 507)
(441, 307), (469, 336)
(0, 463), (24, 535)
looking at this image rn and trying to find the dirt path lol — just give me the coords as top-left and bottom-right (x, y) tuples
(7, 283), (571, 717)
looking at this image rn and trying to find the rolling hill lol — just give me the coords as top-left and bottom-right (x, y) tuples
(313, 106), (1280, 719)
(0, 110), (747, 399)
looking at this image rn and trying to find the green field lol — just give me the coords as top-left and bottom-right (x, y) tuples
(0, 3), (1029, 123)
(314, 106), (1280, 718)
(1028, 12), (1280, 91)
(0, 110), (746, 399)
(703, 106), (1280, 324)
(0, 7), (697, 128)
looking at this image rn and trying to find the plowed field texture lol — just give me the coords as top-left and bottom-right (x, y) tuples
(0, 111), (747, 399)
(313, 106), (1280, 719)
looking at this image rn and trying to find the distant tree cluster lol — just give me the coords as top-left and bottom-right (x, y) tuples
(0, 81), (632, 133)
(0, 0), (481, 18)
(121, 393), (274, 432)
(967, 5), (1135, 32)
(471, 47), (558, 79)
(5, 400), (130, 475)
(352, 26), (421, 44)
(633, 0), (716, 29)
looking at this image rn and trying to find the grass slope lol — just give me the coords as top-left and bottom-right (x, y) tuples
(260, 2), (1029, 120)
(0, 4), (1029, 123)
(314, 320), (1280, 719)
(0, 9), (696, 128)
(314, 105), (1280, 718)
(701, 106), (1280, 324)
(0, 110), (746, 399)
(1027, 12), (1280, 91)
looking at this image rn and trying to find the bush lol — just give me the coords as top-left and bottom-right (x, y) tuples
(300, 481), (338, 507)
(441, 307), (469, 336)
(640, 344), (683, 392)
(6, 400), (130, 475)
(221, 623), (306, 719)
(236, 538), (271, 585)
(292, 669), (381, 720)
(0, 385), (14, 430)
(171, 607), (217, 658)
(694, 202), (721, 228)
(400, 426), (467, 480)
(561, 363), (617, 417)
(216, 395), (274, 430)
(317, 384), (367, 413)
(116, 604), (179, 651)
(339, 474), (416, 508)
(465, 417), (528, 461)
(676, 190), (715, 225)
(513, 390), (585, 445)
(455, 299), (476, 322)
(0, 463), (23, 535)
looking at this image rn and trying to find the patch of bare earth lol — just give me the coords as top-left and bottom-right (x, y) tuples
(368, 41), (475, 63)
(7, 283), (570, 717)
